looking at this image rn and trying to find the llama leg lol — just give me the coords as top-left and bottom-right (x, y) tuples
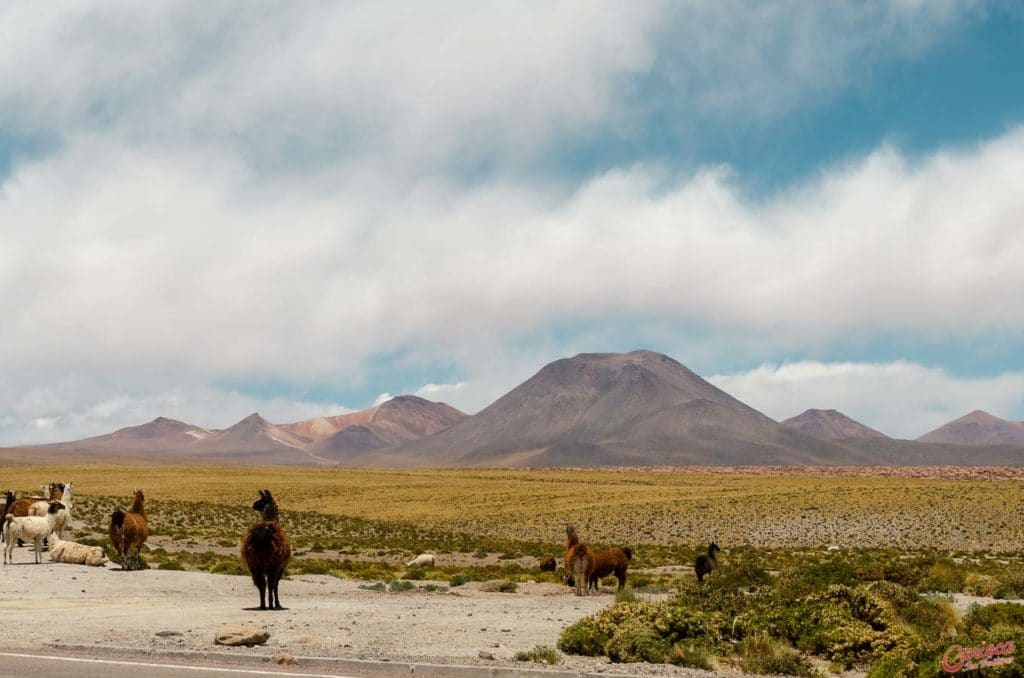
(270, 570), (283, 609)
(253, 573), (267, 609)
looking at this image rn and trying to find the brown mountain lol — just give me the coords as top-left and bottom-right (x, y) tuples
(782, 409), (889, 440)
(313, 396), (466, 461)
(917, 410), (1024, 446)
(279, 409), (379, 441)
(38, 416), (211, 453)
(360, 350), (871, 467)
(188, 412), (317, 462)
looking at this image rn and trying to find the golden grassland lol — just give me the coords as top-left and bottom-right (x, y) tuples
(3, 465), (1023, 552)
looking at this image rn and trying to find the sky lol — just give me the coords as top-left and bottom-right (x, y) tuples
(1, 1), (1023, 444)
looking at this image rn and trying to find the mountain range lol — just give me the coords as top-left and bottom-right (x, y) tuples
(8, 350), (1024, 466)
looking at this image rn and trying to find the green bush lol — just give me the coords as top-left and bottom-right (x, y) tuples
(158, 560), (185, 571)
(209, 558), (247, 575)
(739, 633), (819, 677)
(448, 574), (471, 587)
(605, 619), (672, 664)
(388, 580), (415, 592)
(669, 641), (716, 670)
(514, 645), (560, 664)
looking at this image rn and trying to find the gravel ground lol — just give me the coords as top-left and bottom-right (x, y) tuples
(0, 558), (740, 676)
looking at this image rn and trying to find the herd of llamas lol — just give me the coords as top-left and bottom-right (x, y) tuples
(1, 483), (721, 609)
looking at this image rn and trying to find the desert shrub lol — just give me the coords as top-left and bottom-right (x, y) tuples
(448, 574), (470, 587)
(923, 559), (966, 593)
(558, 617), (608, 657)
(962, 602), (1024, 631)
(669, 641), (715, 670)
(514, 645), (560, 664)
(209, 558), (247, 575)
(615, 587), (639, 603)
(421, 583), (447, 592)
(388, 580), (415, 592)
(480, 579), (517, 593)
(739, 633), (819, 677)
(358, 582), (386, 591)
(606, 619), (672, 664)
(558, 602), (658, 656)
(158, 560), (185, 571)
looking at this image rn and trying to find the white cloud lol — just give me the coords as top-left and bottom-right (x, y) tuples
(3, 126), (1024, 443)
(0, 381), (353, 445)
(372, 393), (393, 407)
(709, 361), (1024, 439)
(0, 1), (1013, 445)
(0, 2), (974, 175)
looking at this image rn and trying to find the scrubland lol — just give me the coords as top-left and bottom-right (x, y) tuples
(2, 465), (1022, 675)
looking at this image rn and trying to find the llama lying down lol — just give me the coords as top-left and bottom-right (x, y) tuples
(48, 533), (108, 566)
(406, 553), (435, 568)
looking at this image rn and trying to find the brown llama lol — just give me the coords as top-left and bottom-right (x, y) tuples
(564, 523), (594, 597)
(587, 546), (633, 591)
(695, 542), (720, 583)
(109, 489), (148, 571)
(538, 555), (557, 572)
(241, 489), (291, 610)
(4, 484), (64, 545)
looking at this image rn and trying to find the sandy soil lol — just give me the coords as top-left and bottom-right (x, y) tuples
(0, 557), (726, 676)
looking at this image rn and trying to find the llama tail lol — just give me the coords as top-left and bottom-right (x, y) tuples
(623, 547), (633, 560)
(110, 510), (125, 558)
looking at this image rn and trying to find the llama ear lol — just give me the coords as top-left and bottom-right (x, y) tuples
(262, 489), (272, 498)
(259, 489), (268, 498)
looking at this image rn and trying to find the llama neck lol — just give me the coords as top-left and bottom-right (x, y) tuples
(129, 496), (145, 516)
(261, 503), (279, 521)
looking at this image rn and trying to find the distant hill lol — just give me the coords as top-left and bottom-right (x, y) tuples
(313, 396), (466, 461)
(16, 396), (464, 465)
(38, 416), (212, 453)
(8, 353), (1024, 467)
(362, 351), (868, 467)
(917, 410), (1024, 446)
(782, 409), (889, 440)
(189, 413), (314, 462)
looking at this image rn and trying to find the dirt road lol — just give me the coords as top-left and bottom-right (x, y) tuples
(0, 560), (717, 677)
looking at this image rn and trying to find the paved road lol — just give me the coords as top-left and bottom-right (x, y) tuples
(0, 651), (388, 678)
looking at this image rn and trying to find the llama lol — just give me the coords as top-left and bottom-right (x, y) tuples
(109, 489), (148, 571)
(49, 533), (108, 567)
(587, 546), (633, 591)
(695, 542), (720, 583)
(30, 482), (73, 539)
(538, 555), (557, 572)
(4, 501), (63, 564)
(406, 553), (435, 568)
(565, 523), (595, 597)
(242, 490), (291, 610)
(5, 483), (62, 519)
(4, 484), (64, 545)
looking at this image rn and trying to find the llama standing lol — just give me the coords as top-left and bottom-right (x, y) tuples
(565, 523), (594, 597)
(242, 490), (291, 610)
(4, 501), (63, 564)
(109, 489), (148, 571)
(29, 482), (73, 539)
(587, 546), (633, 592)
(695, 542), (720, 583)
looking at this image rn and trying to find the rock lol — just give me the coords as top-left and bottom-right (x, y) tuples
(275, 653), (298, 666)
(155, 630), (182, 637)
(215, 625), (269, 647)
(478, 651), (495, 660)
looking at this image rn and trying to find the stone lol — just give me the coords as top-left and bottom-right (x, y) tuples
(155, 630), (182, 637)
(215, 625), (269, 647)
(478, 651), (495, 660)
